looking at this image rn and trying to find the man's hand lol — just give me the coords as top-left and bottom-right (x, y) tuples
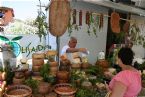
(78, 48), (87, 53)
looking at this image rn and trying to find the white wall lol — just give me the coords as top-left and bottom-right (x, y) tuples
(60, 1), (108, 64)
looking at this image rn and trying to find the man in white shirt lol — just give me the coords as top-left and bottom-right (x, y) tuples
(61, 37), (87, 55)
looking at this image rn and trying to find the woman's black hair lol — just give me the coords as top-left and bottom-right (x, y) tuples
(118, 47), (134, 65)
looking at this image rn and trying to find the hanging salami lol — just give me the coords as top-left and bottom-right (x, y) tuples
(123, 14), (130, 33)
(49, 0), (71, 36)
(86, 11), (90, 25)
(110, 12), (120, 33)
(123, 21), (130, 33)
(79, 10), (82, 26)
(72, 9), (76, 24)
(99, 13), (104, 30)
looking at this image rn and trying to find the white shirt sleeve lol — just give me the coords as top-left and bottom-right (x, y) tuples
(61, 45), (69, 55)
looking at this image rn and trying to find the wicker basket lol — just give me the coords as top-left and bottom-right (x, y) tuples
(38, 82), (51, 94)
(5, 85), (32, 97)
(32, 53), (45, 59)
(46, 50), (57, 56)
(54, 83), (77, 96)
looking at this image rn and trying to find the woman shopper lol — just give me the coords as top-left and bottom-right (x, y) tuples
(106, 47), (141, 97)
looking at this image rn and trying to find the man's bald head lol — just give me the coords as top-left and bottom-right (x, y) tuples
(68, 37), (77, 48)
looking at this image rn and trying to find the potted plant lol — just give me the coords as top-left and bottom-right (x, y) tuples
(24, 77), (39, 94)
(40, 63), (56, 84)
(39, 63), (56, 94)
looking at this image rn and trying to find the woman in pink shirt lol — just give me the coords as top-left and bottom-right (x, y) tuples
(107, 47), (142, 97)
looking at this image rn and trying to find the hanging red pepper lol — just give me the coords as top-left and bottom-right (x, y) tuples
(79, 10), (82, 26)
(86, 11), (90, 25)
(72, 9), (76, 24)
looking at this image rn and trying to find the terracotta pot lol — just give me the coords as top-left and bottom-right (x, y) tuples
(32, 65), (41, 72)
(32, 71), (41, 76)
(50, 71), (57, 76)
(38, 82), (51, 95)
(56, 71), (69, 80)
(50, 66), (58, 72)
(71, 64), (81, 69)
(14, 72), (24, 79)
(96, 59), (109, 68)
(57, 79), (68, 83)
(60, 60), (71, 66)
(24, 71), (32, 79)
(81, 62), (89, 69)
(13, 77), (25, 84)
(59, 65), (70, 71)
(50, 61), (58, 67)
(32, 58), (44, 66)
(45, 92), (57, 97)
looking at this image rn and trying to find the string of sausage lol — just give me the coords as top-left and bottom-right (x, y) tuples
(79, 10), (82, 26)
(110, 12), (120, 33)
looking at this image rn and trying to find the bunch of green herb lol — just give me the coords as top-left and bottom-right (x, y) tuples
(76, 87), (99, 97)
(40, 63), (56, 84)
(5, 66), (14, 85)
(24, 78), (38, 93)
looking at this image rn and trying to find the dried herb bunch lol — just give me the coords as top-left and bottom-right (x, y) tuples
(34, 11), (48, 42)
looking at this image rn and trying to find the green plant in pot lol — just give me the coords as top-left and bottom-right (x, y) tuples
(24, 77), (39, 93)
(40, 63), (56, 84)
(4, 66), (14, 85)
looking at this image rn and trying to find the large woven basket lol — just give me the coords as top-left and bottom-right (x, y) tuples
(5, 85), (32, 97)
(49, 0), (71, 36)
(54, 83), (77, 96)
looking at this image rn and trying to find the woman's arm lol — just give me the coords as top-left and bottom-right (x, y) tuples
(110, 81), (127, 97)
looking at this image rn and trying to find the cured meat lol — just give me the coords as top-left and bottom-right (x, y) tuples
(72, 9), (76, 25)
(99, 14), (104, 30)
(110, 12), (120, 33)
(123, 21), (130, 33)
(79, 10), (82, 26)
(86, 11), (90, 25)
(49, 0), (71, 36)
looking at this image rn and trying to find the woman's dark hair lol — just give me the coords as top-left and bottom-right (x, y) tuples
(118, 47), (134, 65)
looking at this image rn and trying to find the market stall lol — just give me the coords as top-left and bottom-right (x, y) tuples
(0, 0), (145, 97)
